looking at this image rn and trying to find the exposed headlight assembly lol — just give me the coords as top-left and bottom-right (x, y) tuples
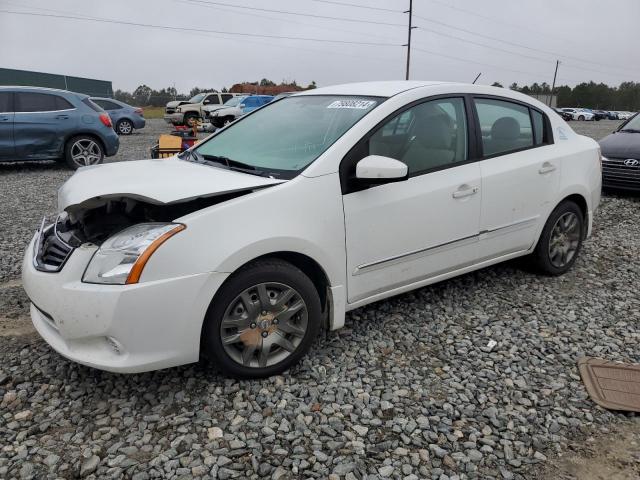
(83, 223), (185, 285)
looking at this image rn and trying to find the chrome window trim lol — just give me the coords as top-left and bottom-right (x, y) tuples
(14, 108), (77, 114)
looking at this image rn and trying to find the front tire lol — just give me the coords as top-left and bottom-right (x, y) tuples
(201, 259), (322, 378)
(116, 119), (133, 135)
(184, 113), (199, 127)
(578, 115), (585, 121)
(64, 135), (104, 169)
(531, 201), (584, 275)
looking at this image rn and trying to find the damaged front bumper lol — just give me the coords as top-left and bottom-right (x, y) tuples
(22, 234), (229, 373)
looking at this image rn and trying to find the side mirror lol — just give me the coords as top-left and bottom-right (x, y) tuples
(239, 104), (245, 108)
(203, 100), (210, 104)
(355, 155), (408, 184)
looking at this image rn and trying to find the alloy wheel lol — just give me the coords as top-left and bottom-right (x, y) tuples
(548, 212), (581, 268)
(118, 120), (132, 135)
(70, 139), (102, 167)
(220, 282), (308, 369)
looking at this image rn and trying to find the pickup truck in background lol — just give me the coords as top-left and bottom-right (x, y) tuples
(164, 92), (241, 126)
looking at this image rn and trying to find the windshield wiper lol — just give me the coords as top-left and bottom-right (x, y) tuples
(201, 154), (271, 177)
(620, 128), (640, 133)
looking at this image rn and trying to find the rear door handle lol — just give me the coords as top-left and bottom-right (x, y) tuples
(452, 185), (479, 199)
(538, 162), (556, 174)
(55, 115), (69, 120)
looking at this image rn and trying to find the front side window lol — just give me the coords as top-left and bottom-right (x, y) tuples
(194, 95), (381, 178)
(369, 97), (468, 175)
(221, 94), (233, 102)
(475, 98), (533, 156)
(15, 92), (72, 112)
(224, 96), (245, 107)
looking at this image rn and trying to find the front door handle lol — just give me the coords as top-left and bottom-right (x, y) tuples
(0, 117), (9, 122)
(538, 162), (556, 174)
(55, 115), (69, 120)
(452, 185), (479, 199)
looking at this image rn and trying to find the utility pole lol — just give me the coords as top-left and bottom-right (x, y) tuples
(404, 0), (416, 80)
(549, 60), (560, 107)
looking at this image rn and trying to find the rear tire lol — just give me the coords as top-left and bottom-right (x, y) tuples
(530, 201), (584, 276)
(201, 259), (322, 378)
(64, 135), (104, 169)
(116, 119), (133, 135)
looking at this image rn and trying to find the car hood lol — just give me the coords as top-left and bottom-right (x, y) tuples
(599, 132), (640, 157)
(202, 105), (227, 113)
(212, 107), (240, 116)
(58, 157), (285, 212)
(166, 100), (190, 108)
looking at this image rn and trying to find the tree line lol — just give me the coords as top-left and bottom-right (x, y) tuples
(114, 79), (316, 107)
(490, 81), (640, 110)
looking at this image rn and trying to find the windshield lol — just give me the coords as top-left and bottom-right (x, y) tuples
(223, 96), (246, 107)
(193, 95), (381, 178)
(621, 113), (640, 132)
(188, 93), (207, 103)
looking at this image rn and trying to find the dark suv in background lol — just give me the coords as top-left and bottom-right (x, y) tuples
(0, 86), (119, 169)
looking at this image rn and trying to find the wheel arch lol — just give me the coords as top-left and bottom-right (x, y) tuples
(63, 132), (106, 157)
(217, 251), (333, 330)
(534, 192), (590, 250)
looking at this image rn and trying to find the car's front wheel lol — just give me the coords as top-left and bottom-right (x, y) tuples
(531, 201), (584, 275)
(578, 115), (585, 121)
(201, 259), (322, 378)
(184, 113), (199, 127)
(116, 119), (133, 135)
(64, 136), (104, 169)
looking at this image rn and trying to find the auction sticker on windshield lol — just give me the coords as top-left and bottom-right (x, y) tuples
(327, 99), (377, 109)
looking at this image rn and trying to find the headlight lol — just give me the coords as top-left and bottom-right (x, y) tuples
(83, 223), (185, 285)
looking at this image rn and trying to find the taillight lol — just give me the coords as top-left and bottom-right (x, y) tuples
(99, 113), (112, 128)
(134, 108), (144, 116)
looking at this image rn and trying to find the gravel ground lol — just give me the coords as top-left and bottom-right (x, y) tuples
(1, 119), (639, 479)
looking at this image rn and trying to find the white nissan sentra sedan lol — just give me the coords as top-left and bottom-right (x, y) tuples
(22, 81), (602, 378)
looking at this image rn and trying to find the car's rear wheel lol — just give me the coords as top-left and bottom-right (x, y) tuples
(201, 259), (322, 378)
(531, 201), (584, 275)
(578, 115), (585, 121)
(116, 119), (133, 135)
(64, 136), (104, 169)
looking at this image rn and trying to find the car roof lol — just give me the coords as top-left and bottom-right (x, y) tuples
(296, 81), (455, 98)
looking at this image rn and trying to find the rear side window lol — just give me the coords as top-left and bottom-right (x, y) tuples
(205, 95), (220, 105)
(94, 99), (122, 110)
(0, 92), (12, 112)
(15, 92), (73, 112)
(474, 98), (533, 156)
(532, 110), (545, 145)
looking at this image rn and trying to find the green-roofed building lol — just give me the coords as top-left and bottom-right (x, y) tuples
(0, 68), (113, 97)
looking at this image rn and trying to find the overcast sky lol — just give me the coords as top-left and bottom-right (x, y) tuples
(1, 0), (639, 93)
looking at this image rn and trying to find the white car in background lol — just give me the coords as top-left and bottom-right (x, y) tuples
(616, 111), (635, 120)
(22, 81), (601, 378)
(562, 108), (595, 121)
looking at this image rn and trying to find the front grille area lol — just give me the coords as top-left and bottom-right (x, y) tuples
(34, 224), (74, 272)
(165, 107), (176, 114)
(602, 157), (640, 189)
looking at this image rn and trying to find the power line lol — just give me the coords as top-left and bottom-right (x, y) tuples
(413, 13), (640, 77)
(0, 9), (400, 46)
(172, 0), (401, 44)
(412, 27), (638, 81)
(308, 0), (402, 13)
(179, 0), (406, 27)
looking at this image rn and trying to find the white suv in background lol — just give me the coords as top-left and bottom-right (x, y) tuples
(23, 81), (601, 378)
